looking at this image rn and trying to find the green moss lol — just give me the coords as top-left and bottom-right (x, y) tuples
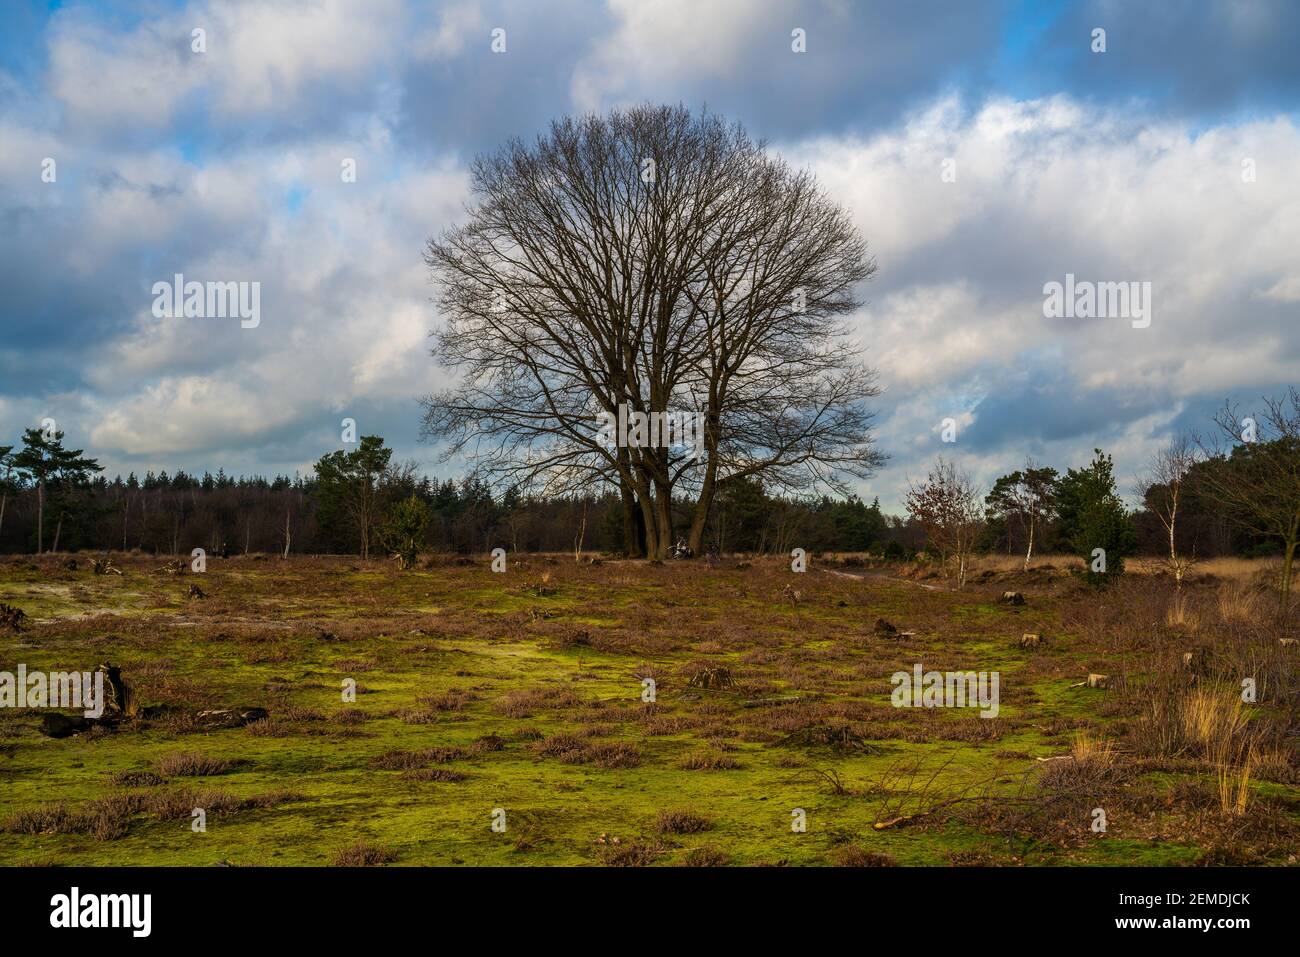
(0, 556), (1290, 867)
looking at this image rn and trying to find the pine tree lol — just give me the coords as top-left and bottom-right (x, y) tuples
(11, 429), (103, 553)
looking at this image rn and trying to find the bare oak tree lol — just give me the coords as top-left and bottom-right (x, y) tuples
(422, 105), (883, 559)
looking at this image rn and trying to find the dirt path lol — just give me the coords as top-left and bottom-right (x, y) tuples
(822, 568), (950, 592)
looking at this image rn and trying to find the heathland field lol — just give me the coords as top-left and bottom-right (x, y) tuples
(0, 553), (1296, 866)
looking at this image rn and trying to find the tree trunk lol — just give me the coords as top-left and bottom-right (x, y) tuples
(283, 508), (292, 559)
(1023, 518), (1034, 571)
(687, 454), (718, 557)
(37, 479), (44, 554)
(574, 500), (587, 561)
(1281, 518), (1298, 611)
(620, 481), (642, 558)
(654, 478), (674, 557)
(1169, 497), (1181, 587)
(52, 513), (63, 553)
(634, 474), (660, 559)
(0, 491), (6, 541)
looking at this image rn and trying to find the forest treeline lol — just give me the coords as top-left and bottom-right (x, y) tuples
(0, 424), (1288, 563)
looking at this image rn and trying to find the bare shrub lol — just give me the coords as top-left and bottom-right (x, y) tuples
(599, 840), (663, 867)
(369, 747), (465, 770)
(655, 810), (712, 834)
(580, 742), (642, 769)
(948, 848), (997, 866)
(110, 770), (165, 787)
(414, 688), (474, 712)
(402, 767), (466, 782)
(831, 846), (897, 867)
(468, 733), (506, 754)
(156, 753), (242, 777)
(681, 846), (728, 867)
(2, 804), (76, 835)
(493, 687), (581, 717)
(678, 749), (742, 771)
(1037, 731), (1123, 794)
(330, 840), (398, 866)
(534, 734), (641, 768)
(2, 788), (301, 841)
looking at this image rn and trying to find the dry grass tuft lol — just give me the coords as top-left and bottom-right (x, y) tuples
(1165, 593), (1201, 633)
(1216, 583), (1262, 625)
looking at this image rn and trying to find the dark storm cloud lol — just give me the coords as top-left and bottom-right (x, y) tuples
(961, 362), (1166, 451)
(1036, 0), (1300, 119)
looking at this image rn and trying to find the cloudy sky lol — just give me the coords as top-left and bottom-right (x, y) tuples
(2, 0), (1297, 511)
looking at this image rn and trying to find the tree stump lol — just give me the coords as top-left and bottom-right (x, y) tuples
(1182, 648), (1209, 677)
(0, 603), (26, 631)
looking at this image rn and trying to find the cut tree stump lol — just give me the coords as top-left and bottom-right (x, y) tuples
(1182, 649), (1209, 676)
(0, 603), (26, 631)
(1069, 673), (1110, 690)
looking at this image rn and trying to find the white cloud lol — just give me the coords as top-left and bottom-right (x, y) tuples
(411, 1), (485, 60)
(45, 0), (408, 128)
(571, 0), (789, 112)
(781, 96), (1300, 506)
